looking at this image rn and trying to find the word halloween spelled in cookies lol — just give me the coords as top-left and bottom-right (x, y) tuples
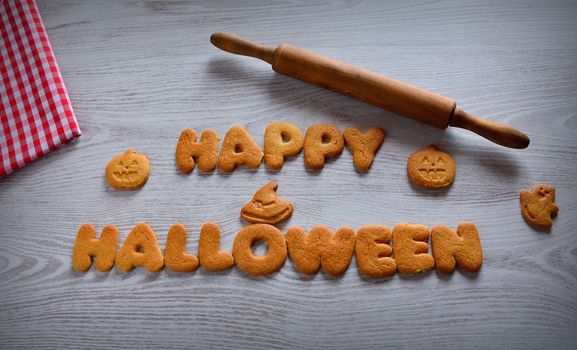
(72, 221), (483, 277)
(73, 182), (482, 278)
(176, 123), (386, 173)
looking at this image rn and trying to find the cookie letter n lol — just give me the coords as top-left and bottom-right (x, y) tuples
(431, 222), (483, 273)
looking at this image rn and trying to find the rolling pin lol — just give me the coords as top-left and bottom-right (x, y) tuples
(210, 32), (530, 149)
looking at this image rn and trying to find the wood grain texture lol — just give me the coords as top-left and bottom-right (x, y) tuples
(1, 0), (577, 348)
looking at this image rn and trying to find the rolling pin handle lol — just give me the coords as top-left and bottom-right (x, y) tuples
(210, 32), (275, 64)
(450, 108), (530, 149)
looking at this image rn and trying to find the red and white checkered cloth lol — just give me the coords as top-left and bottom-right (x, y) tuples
(1, 0), (81, 177)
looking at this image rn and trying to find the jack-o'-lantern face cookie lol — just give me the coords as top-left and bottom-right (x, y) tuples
(407, 145), (455, 188)
(105, 150), (150, 190)
(241, 182), (293, 225)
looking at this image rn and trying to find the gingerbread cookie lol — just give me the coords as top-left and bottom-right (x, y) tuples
(232, 224), (287, 276)
(241, 182), (293, 225)
(264, 122), (303, 170)
(392, 223), (434, 274)
(520, 184), (559, 227)
(72, 224), (119, 272)
(343, 127), (386, 172)
(303, 124), (344, 170)
(431, 222), (482, 273)
(407, 145), (455, 188)
(217, 125), (263, 172)
(355, 225), (396, 278)
(105, 150), (150, 190)
(286, 225), (355, 276)
(198, 222), (235, 272)
(115, 224), (164, 272)
(165, 224), (200, 272)
(176, 128), (220, 173)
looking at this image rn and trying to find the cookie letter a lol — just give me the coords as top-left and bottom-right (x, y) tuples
(218, 125), (263, 172)
(116, 224), (164, 272)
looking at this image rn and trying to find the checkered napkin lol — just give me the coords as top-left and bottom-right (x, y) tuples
(0, 0), (81, 177)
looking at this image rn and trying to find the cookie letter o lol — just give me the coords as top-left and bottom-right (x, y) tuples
(232, 224), (287, 276)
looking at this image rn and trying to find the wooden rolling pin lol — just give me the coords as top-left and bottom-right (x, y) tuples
(210, 32), (530, 149)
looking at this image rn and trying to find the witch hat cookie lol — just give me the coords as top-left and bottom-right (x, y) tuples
(240, 182), (293, 225)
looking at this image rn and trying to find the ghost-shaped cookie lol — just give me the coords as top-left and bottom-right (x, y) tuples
(520, 184), (559, 227)
(241, 182), (293, 225)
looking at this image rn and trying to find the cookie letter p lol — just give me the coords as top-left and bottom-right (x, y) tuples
(264, 122), (303, 170)
(304, 124), (344, 170)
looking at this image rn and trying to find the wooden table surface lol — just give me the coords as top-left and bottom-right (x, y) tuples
(1, 0), (576, 349)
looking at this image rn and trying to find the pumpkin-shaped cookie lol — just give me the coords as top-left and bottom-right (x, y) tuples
(105, 150), (150, 190)
(241, 182), (293, 225)
(407, 145), (455, 188)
